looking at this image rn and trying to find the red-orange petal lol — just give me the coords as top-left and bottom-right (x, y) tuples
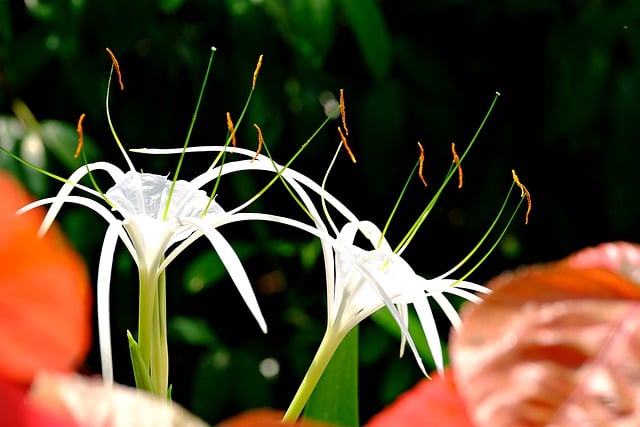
(0, 171), (92, 384)
(365, 368), (474, 427)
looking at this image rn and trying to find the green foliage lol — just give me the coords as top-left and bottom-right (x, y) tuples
(304, 327), (359, 427)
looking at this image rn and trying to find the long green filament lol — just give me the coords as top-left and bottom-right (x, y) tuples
(164, 47), (217, 221)
(395, 92), (501, 254)
(105, 65), (135, 172)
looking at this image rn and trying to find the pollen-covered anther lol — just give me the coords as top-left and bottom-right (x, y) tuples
(252, 124), (264, 162)
(451, 142), (463, 188)
(339, 89), (349, 135)
(417, 142), (427, 187)
(226, 112), (237, 147)
(105, 48), (124, 91)
(338, 126), (356, 163)
(75, 113), (86, 159)
(512, 169), (532, 224)
(252, 54), (263, 90)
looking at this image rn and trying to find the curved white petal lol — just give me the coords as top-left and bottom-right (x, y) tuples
(180, 217), (268, 334)
(38, 162), (126, 235)
(18, 196), (137, 259)
(97, 224), (121, 384)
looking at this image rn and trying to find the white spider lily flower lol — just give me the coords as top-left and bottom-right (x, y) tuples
(134, 145), (492, 413)
(18, 160), (269, 397)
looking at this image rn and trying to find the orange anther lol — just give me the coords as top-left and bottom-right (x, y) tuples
(252, 124), (264, 162)
(417, 142), (427, 187)
(512, 169), (532, 224)
(338, 126), (356, 163)
(340, 89), (348, 136)
(105, 48), (124, 91)
(451, 142), (463, 188)
(226, 112), (237, 147)
(252, 54), (263, 90)
(74, 113), (86, 159)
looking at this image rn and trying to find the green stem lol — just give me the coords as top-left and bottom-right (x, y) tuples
(282, 327), (343, 423)
(136, 266), (169, 398)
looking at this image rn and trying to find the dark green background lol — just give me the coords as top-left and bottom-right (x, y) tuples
(2, 0), (639, 424)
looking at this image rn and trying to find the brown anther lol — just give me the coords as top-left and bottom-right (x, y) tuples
(451, 142), (463, 188)
(512, 169), (532, 224)
(252, 55), (263, 90)
(417, 142), (427, 187)
(339, 89), (349, 135)
(105, 48), (124, 91)
(74, 113), (86, 159)
(252, 124), (264, 162)
(338, 126), (356, 163)
(226, 112), (237, 147)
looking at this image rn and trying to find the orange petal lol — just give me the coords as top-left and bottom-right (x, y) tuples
(217, 408), (338, 426)
(365, 368), (474, 427)
(451, 242), (640, 426)
(0, 171), (92, 384)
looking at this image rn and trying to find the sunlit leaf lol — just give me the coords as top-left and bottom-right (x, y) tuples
(304, 327), (359, 427)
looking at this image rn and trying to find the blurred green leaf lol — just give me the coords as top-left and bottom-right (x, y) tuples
(337, 0), (392, 81)
(371, 308), (442, 372)
(290, 0), (336, 64)
(304, 327), (359, 427)
(40, 119), (100, 168)
(183, 242), (259, 294)
(168, 316), (218, 348)
(158, 0), (186, 13)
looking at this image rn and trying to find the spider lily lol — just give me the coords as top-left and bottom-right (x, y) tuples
(9, 48), (273, 399)
(132, 143), (512, 423)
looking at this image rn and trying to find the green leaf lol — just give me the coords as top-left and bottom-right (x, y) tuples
(371, 308), (443, 372)
(337, 0), (392, 81)
(127, 330), (153, 393)
(304, 327), (359, 427)
(168, 316), (218, 348)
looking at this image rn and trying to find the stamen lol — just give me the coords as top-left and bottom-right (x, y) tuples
(340, 89), (348, 135)
(75, 113), (86, 159)
(252, 124), (264, 161)
(417, 142), (427, 187)
(252, 55), (263, 90)
(512, 169), (532, 224)
(338, 126), (356, 163)
(105, 48), (124, 91)
(451, 142), (463, 188)
(226, 112), (237, 147)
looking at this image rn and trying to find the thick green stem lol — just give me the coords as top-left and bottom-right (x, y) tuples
(135, 266), (169, 398)
(282, 327), (343, 423)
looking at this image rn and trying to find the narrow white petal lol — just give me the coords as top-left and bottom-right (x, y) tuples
(412, 297), (445, 375)
(18, 196), (138, 259)
(97, 224), (122, 384)
(181, 218), (268, 333)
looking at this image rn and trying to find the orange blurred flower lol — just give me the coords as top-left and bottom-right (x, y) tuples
(0, 171), (92, 384)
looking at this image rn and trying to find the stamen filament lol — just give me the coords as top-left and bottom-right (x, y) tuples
(226, 112), (237, 148)
(75, 113), (86, 159)
(512, 169), (531, 224)
(451, 142), (462, 188)
(105, 48), (124, 91)
(252, 124), (264, 161)
(417, 142), (427, 187)
(252, 54), (263, 90)
(340, 89), (348, 135)
(338, 127), (356, 163)
(164, 47), (217, 221)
